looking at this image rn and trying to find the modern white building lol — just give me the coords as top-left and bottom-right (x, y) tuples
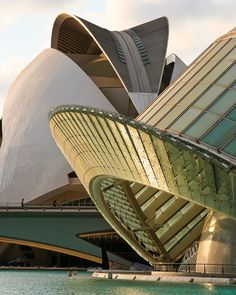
(0, 13), (184, 205)
(49, 25), (236, 271)
(0, 14), (185, 268)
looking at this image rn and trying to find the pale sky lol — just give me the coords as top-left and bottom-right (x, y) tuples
(1, 0), (236, 116)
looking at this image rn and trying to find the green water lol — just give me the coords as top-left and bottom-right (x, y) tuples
(0, 270), (235, 295)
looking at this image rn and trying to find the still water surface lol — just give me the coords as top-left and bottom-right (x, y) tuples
(0, 270), (235, 295)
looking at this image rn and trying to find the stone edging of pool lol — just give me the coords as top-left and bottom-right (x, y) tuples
(92, 271), (236, 285)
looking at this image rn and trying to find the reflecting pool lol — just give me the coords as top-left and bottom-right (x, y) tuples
(0, 270), (235, 295)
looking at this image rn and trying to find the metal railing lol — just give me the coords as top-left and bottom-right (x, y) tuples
(0, 202), (98, 212)
(153, 262), (236, 275)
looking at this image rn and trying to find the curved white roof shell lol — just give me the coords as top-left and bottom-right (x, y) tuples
(0, 48), (116, 203)
(51, 13), (169, 114)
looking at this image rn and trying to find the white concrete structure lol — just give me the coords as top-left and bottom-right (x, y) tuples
(0, 48), (116, 203)
(0, 14), (183, 204)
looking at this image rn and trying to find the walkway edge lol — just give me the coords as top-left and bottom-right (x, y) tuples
(92, 271), (236, 284)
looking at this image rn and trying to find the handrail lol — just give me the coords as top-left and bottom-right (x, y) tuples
(153, 262), (236, 275)
(0, 204), (98, 212)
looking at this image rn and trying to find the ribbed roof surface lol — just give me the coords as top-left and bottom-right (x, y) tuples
(49, 106), (235, 263)
(138, 29), (236, 163)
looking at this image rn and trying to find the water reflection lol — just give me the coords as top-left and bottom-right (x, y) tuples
(203, 283), (214, 292)
(113, 287), (154, 295)
(0, 271), (234, 295)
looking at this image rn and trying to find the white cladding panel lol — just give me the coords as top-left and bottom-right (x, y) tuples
(128, 92), (158, 114)
(0, 48), (116, 203)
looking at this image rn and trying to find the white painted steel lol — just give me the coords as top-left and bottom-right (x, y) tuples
(128, 92), (158, 113)
(165, 54), (187, 83)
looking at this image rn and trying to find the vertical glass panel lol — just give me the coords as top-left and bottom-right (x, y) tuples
(223, 137), (236, 157)
(202, 119), (235, 148)
(184, 113), (218, 138)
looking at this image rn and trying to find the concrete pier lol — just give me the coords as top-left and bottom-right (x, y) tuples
(196, 211), (236, 274)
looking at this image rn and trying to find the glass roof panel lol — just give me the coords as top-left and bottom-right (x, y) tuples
(184, 113), (218, 138)
(209, 86), (236, 116)
(202, 118), (235, 148)
(170, 64), (236, 133)
(226, 106), (236, 122)
(223, 137), (236, 157)
(184, 95), (236, 140)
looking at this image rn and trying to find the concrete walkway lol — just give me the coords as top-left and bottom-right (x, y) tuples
(92, 271), (236, 285)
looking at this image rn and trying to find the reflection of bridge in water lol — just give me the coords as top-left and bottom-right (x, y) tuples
(0, 206), (131, 267)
